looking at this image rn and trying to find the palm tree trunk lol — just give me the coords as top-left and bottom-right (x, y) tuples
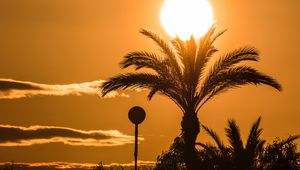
(181, 111), (200, 170)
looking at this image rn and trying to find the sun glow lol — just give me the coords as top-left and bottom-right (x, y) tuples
(160, 0), (214, 40)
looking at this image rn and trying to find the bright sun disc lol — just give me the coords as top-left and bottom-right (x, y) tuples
(160, 0), (214, 40)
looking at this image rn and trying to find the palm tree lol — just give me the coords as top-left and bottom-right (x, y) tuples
(198, 118), (299, 170)
(101, 26), (282, 170)
(200, 117), (266, 170)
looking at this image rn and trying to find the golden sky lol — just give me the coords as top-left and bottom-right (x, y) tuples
(0, 0), (299, 167)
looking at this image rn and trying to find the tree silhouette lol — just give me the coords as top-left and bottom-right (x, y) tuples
(258, 136), (300, 170)
(199, 117), (265, 170)
(154, 137), (186, 170)
(198, 117), (300, 170)
(101, 26), (282, 169)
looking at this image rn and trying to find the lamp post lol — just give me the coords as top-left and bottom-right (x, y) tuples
(128, 106), (146, 170)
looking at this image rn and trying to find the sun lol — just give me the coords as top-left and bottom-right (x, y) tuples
(160, 0), (214, 40)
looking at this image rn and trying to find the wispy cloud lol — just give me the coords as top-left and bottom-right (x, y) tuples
(0, 124), (142, 147)
(0, 78), (129, 99)
(0, 161), (155, 170)
(0, 162), (95, 170)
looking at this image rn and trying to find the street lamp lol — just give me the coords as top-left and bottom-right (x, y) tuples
(128, 106), (146, 170)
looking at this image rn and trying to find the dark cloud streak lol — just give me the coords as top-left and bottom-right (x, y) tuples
(0, 125), (139, 147)
(0, 79), (43, 90)
(0, 78), (129, 99)
(0, 161), (155, 170)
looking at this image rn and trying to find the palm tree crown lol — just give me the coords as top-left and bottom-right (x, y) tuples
(101, 26), (281, 113)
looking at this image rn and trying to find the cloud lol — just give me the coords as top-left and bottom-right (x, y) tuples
(0, 124), (142, 147)
(0, 78), (129, 99)
(106, 160), (156, 168)
(0, 161), (155, 170)
(0, 162), (94, 170)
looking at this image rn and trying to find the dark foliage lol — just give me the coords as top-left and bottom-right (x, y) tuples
(91, 162), (105, 170)
(155, 118), (299, 170)
(154, 137), (186, 170)
(258, 136), (300, 170)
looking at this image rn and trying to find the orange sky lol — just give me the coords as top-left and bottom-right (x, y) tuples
(0, 0), (299, 166)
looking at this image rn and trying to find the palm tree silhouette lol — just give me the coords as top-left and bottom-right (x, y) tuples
(199, 117), (265, 170)
(101, 26), (282, 169)
(198, 118), (300, 170)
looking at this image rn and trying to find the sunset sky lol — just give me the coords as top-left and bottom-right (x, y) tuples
(0, 0), (300, 169)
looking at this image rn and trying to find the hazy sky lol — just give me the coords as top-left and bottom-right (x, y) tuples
(0, 0), (300, 168)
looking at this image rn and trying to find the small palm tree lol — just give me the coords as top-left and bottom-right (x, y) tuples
(199, 118), (299, 170)
(199, 117), (265, 170)
(101, 26), (281, 169)
(227, 118), (265, 170)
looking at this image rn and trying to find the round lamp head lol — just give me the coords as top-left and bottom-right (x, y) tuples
(128, 106), (146, 125)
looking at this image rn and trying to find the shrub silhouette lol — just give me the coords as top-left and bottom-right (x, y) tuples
(154, 137), (186, 170)
(101, 26), (281, 169)
(91, 162), (105, 170)
(90, 162), (154, 170)
(258, 136), (300, 170)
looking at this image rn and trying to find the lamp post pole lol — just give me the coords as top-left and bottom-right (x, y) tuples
(128, 106), (146, 170)
(134, 124), (138, 170)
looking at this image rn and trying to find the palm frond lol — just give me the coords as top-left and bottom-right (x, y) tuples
(171, 36), (198, 99)
(195, 25), (218, 76)
(140, 29), (183, 81)
(121, 51), (162, 69)
(202, 124), (226, 151)
(147, 83), (187, 111)
(101, 73), (186, 110)
(198, 46), (260, 93)
(213, 46), (259, 71)
(246, 117), (263, 151)
(193, 26), (223, 98)
(171, 36), (186, 61)
(196, 142), (219, 155)
(197, 25), (216, 56)
(277, 135), (300, 148)
(211, 28), (227, 44)
(147, 86), (160, 100)
(196, 66), (282, 111)
(256, 140), (266, 154)
(120, 51), (170, 78)
(225, 119), (244, 154)
(183, 36), (197, 78)
(181, 36), (203, 106)
(245, 117), (266, 161)
(187, 35), (197, 58)
(172, 36), (199, 82)
(186, 35), (197, 70)
(196, 142), (212, 150)
(101, 73), (162, 96)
